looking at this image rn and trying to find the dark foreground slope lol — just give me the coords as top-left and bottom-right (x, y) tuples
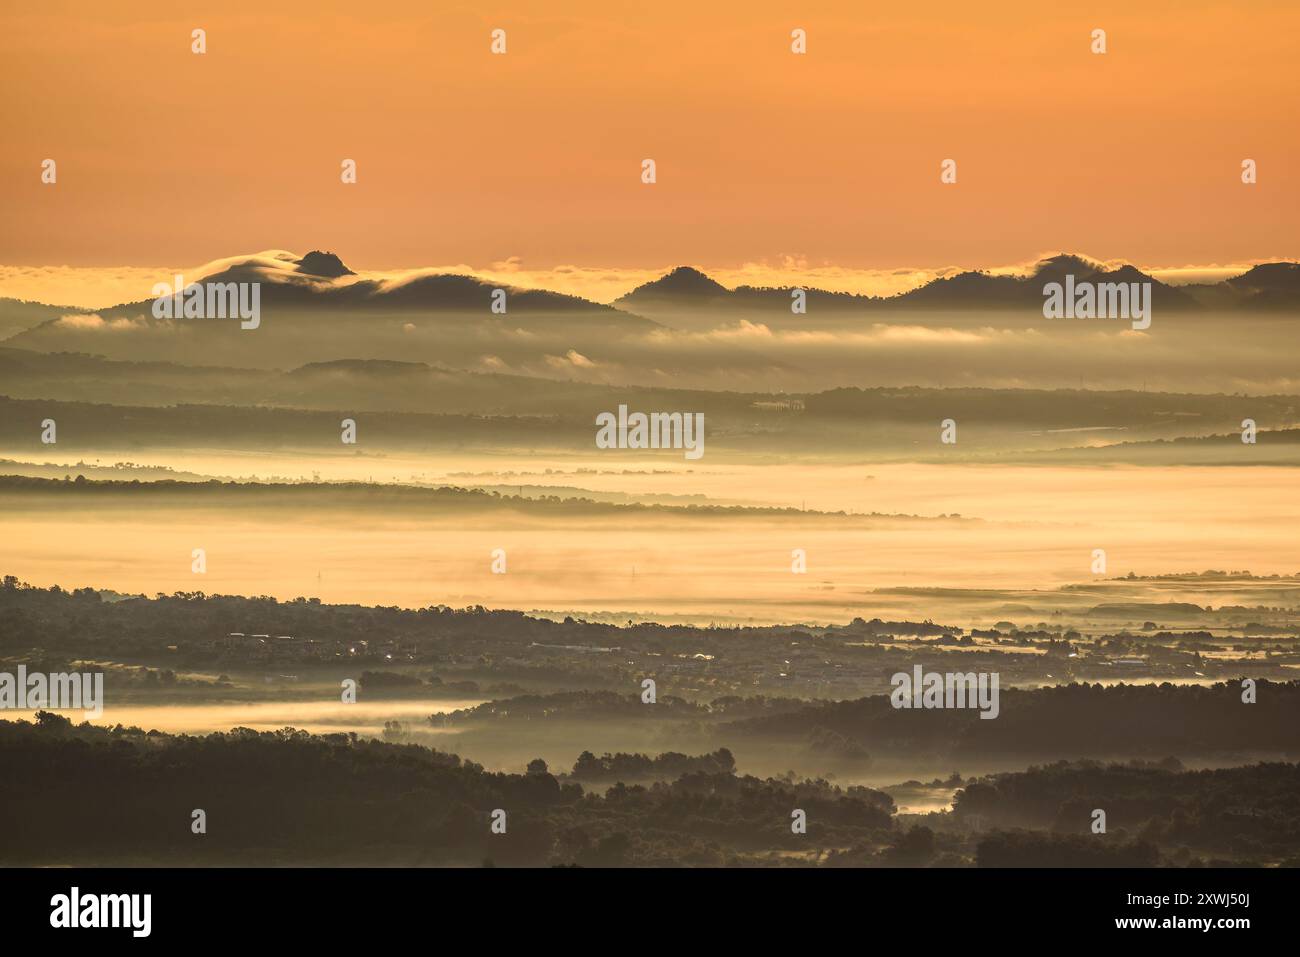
(3, 715), (1299, 867)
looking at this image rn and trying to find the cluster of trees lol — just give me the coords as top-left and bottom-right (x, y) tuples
(953, 759), (1300, 864)
(570, 748), (737, 782)
(360, 671), (499, 697)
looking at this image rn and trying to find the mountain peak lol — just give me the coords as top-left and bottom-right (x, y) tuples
(1031, 254), (1103, 281)
(621, 266), (729, 300)
(296, 251), (354, 278)
(1096, 263), (1160, 284)
(1228, 262), (1300, 293)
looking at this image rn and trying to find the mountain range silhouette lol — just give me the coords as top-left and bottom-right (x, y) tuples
(3, 251), (1299, 325)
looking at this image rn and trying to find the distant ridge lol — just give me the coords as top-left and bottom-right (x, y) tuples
(18, 249), (650, 322)
(616, 253), (1298, 315)
(4, 252), (1298, 342)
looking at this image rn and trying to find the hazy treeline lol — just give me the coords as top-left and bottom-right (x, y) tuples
(3, 376), (1295, 462)
(726, 682), (1300, 760)
(0, 576), (947, 663)
(0, 475), (951, 524)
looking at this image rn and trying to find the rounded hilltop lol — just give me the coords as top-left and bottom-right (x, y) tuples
(295, 250), (355, 278)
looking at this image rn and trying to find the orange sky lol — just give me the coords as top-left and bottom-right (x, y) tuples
(2, 0), (1296, 281)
